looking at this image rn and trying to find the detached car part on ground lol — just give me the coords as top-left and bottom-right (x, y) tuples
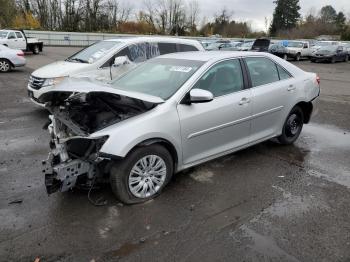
(0, 44), (26, 72)
(40, 51), (320, 204)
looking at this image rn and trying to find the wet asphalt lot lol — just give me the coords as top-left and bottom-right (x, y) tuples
(0, 47), (350, 262)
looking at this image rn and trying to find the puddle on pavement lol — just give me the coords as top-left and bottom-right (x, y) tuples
(230, 225), (300, 262)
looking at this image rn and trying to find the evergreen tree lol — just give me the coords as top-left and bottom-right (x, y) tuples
(270, 0), (301, 35)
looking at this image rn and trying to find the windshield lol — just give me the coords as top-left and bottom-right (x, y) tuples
(317, 42), (335, 47)
(111, 58), (204, 100)
(318, 46), (337, 51)
(0, 31), (8, 39)
(242, 42), (253, 47)
(288, 42), (303, 48)
(66, 41), (121, 64)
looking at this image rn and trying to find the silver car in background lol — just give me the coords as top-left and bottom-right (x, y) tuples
(40, 51), (320, 204)
(0, 44), (26, 72)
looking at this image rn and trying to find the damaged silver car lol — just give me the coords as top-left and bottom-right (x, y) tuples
(40, 51), (320, 204)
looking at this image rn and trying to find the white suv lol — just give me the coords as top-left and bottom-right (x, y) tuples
(27, 37), (204, 105)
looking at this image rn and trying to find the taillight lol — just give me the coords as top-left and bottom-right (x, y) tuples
(316, 75), (320, 85)
(17, 51), (24, 57)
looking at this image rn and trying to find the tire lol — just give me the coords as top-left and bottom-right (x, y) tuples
(331, 56), (336, 64)
(310, 59), (316, 63)
(110, 144), (173, 204)
(33, 45), (39, 55)
(0, 59), (11, 72)
(344, 55), (349, 62)
(277, 106), (304, 145)
(283, 54), (288, 60)
(294, 53), (301, 61)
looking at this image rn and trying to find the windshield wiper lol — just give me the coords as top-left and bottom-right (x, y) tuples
(67, 58), (89, 63)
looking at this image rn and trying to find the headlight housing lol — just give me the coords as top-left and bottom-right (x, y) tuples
(42, 77), (66, 87)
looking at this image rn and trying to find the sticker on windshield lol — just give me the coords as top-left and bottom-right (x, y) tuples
(169, 66), (192, 73)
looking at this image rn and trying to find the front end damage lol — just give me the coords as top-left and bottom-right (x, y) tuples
(40, 89), (157, 194)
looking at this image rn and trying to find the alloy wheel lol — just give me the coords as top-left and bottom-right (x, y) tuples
(128, 155), (167, 198)
(285, 113), (301, 138)
(0, 60), (10, 72)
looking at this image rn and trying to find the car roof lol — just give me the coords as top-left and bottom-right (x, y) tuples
(158, 51), (277, 62)
(104, 37), (201, 46)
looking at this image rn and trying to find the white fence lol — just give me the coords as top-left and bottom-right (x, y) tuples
(23, 30), (249, 46)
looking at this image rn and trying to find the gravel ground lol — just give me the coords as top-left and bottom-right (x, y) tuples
(0, 47), (350, 262)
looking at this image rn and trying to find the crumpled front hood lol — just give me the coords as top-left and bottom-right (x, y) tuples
(38, 77), (165, 104)
(32, 61), (90, 78)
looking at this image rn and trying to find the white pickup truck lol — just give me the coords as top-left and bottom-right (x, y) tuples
(284, 41), (312, 61)
(0, 29), (43, 54)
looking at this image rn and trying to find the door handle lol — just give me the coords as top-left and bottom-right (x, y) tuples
(239, 97), (250, 105)
(287, 85), (296, 91)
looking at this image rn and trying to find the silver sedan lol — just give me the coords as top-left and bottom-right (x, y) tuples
(40, 51), (320, 204)
(0, 44), (26, 72)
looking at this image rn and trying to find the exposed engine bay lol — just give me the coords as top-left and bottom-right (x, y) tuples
(41, 91), (156, 194)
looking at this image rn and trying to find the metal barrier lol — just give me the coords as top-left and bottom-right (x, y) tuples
(23, 30), (251, 46)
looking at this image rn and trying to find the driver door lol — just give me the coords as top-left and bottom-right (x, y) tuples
(6, 32), (17, 49)
(177, 59), (252, 165)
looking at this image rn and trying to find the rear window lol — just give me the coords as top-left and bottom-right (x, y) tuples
(158, 43), (177, 55)
(178, 44), (198, 52)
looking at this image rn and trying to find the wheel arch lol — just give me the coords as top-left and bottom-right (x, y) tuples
(294, 101), (313, 123)
(136, 138), (179, 170)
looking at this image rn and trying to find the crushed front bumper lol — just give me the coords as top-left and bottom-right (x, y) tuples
(43, 152), (96, 194)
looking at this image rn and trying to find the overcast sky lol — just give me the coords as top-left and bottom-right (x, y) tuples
(129, 0), (350, 31)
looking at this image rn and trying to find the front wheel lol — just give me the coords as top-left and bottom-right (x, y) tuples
(278, 107), (304, 145)
(294, 53), (301, 61)
(344, 55), (349, 62)
(283, 54), (288, 60)
(331, 56), (336, 63)
(110, 144), (173, 204)
(0, 59), (11, 72)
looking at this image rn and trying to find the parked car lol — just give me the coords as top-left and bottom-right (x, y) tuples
(284, 41), (312, 61)
(27, 37), (204, 105)
(39, 51), (320, 204)
(251, 38), (270, 52)
(310, 45), (349, 63)
(207, 42), (240, 51)
(310, 41), (340, 54)
(0, 29), (43, 54)
(238, 41), (253, 51)
(269, 42), (288, 59)
(0, 44), (26, 72)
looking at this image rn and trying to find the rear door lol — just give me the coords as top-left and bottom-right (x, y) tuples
(177, 59), (252, 165)
(244, 56), (295, 142)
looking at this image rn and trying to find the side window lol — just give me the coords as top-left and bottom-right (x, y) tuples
(178, 44), (198, 52)
(8, 32), (16, 39)
(15, 32), (23, 38)
(193, 59), (244, 97)
(245, 57), (279, 87)
(158, 43), (177, 55)
(276, 64), (291, 80)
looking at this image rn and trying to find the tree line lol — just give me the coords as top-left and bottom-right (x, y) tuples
(270, 0), (350, 40)
(0, 0), (349, 39)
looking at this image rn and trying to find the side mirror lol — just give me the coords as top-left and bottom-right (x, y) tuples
(113, 56), (129, 67)
(189, 89), (214, 103)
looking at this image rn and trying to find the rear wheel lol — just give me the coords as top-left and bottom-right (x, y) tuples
(33, 45), (39, 55)
(0, 59), (11, 72)
(110, 144), (173, 204)
(295, 53), (301, 61)
(283, 54), (288, 60)
(278, 106), (304, 145)
(344, 55), (349, 62)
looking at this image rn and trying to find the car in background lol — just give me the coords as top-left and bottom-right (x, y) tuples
(311, 45), (349, 63)
(40, 51), (320, 204)
(284, 41), (312, 61)
(0, 29), (43, 54)
(0, 44), (26, 72)
(251, 38), (270, 52)
(269, 42), (288, 60)
(207, 42), (241, 51)
(27, 37), (204, 105)
(238, 41), (253, 51)
(311, 41), (340, 54)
